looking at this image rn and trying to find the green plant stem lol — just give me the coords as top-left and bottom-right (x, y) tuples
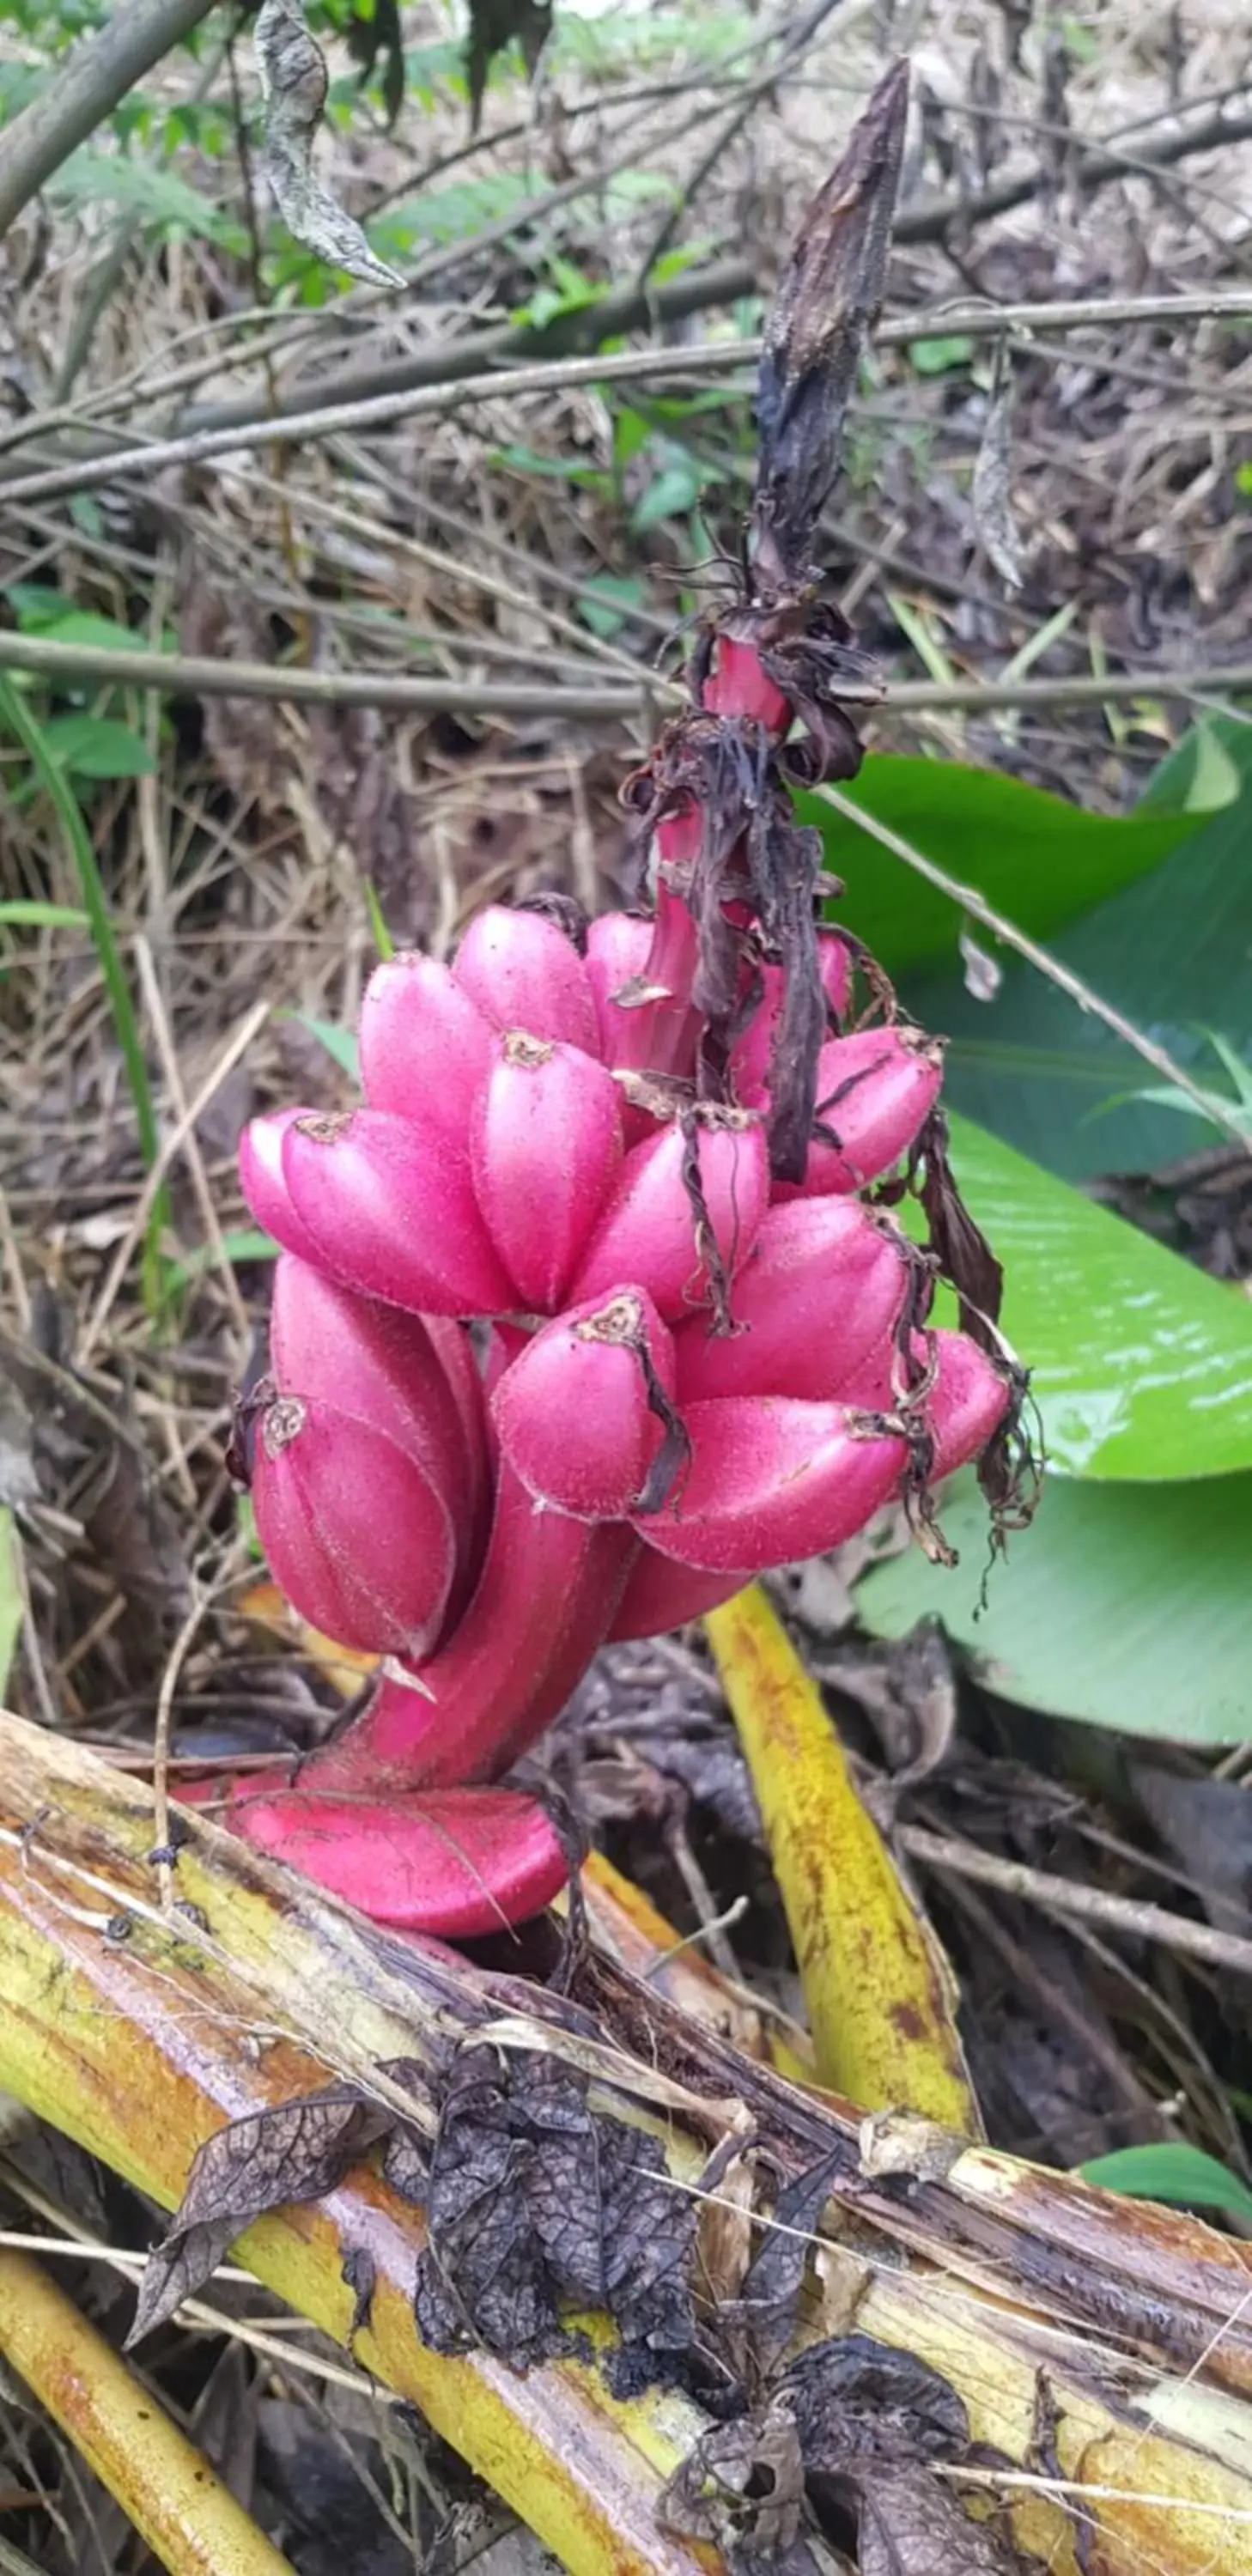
(0, 675), (170, 1311)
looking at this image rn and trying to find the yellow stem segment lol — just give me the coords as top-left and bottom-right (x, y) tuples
(0, 2245), (295, 2576)
(705, 1584), (978, 2128)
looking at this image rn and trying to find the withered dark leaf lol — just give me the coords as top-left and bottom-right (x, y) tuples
(381, 2126), (430, 2206)
(344, 0), (405, 127)
(726, 2149), (848, 2383)
(465, 0), (553, 135)
(755, 61), (909, 586)
(859, 2468), (1040, 2576)
(784, 2334), (969, 2476)
(915, 1110), (1004, 1345)
(412, 2044), (696, 2375)
(126, 2087), (392, 2347)
(659, 2398), (806, 2575)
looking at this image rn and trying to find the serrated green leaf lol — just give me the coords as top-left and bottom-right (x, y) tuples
(1079, 2144), (1252, 2222)
(942, 1112), (1252, 1478)
(806, 754), (1218, 979)
(855, 1470), (1252, 1743)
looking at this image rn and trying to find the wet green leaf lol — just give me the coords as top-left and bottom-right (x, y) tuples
(806, 753), (1222, 979)
(942, 1113), (1252, 1477)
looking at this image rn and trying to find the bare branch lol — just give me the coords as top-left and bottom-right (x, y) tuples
(0, 0), (221, 243)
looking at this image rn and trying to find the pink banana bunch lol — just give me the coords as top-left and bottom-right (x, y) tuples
(198, 895), (1015, 1937)
(186, 66), (1030, 1939)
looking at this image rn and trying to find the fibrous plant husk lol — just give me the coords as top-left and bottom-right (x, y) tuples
(1, 1710), (1250, 2576)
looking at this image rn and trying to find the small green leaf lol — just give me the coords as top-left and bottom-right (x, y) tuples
(909, 334), (975, 374)
(855, 1471), (1252, 1743)
(1139, 720), (1243, 817)
(39, 715), (155, 779)
(168, 1229), (279, 1290)
(631, 457), (703, 531)
(289, 1012), (360, 1078)
(1080, 2145), (1252, 2224)
(363, 879), (395, 962)
(577, 575), (647, 638)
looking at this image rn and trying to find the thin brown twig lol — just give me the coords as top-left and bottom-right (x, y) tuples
(900, 1824), (1252, 1978)
(4, 290), (1251, 508)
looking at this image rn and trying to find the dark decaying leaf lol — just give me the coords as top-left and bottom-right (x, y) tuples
(126, 2087), (392, 2345)
(659, 2398), (809, 2576)
(344, 0), (406, 127)
(413, 2044), (696, 2376)
(781, 2334), (969, 2473)
(858, 2469), (1040, 2575)
(465, 0), (554, 135)
(723, 2150), (848, 2384)
(754, 59), (909, 587)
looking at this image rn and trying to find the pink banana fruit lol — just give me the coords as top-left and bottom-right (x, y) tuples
(730, 935), (853, 1103)
(453, 904), (599, 1054)
(312, 1462), (635, 1789)
(238, 1109), (326, 1267)
(673, 1199), (911, 1404)
(220, 1780), (568, 1935)
(846, 1327), (1013, 1484)
(491, 1286), (678, 1519)
(571, 1110), (769, 1321)
(608, 1543), (751, 1641)
(277, 1108), (513, 1315)
(781, 1026), (945, 1197)
(251, 1394), (456, 1657)
(635, 1395), (907, 1572)
(700, 629), (793, 732)
(471, 1032), (623, 1312)
(269, 1257), (490, 1605)
(358, 951), (495, 1142)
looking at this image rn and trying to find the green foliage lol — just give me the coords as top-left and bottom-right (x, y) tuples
(48, 149), (234, 238)
(897, 720), (1252, 1180)
(1079, 2144), (1252, 2223)
(807, 754), (1224, 981)
(37, 715), (155, 780)
(0, 902), (89, 931)
(0, 1515), (21, 1703)
(855, 1471), (1252, 1743)
(939, 1111), (1252, 1479)
(289, 1012), (361, 1078)
(0, 676), (171, 1314)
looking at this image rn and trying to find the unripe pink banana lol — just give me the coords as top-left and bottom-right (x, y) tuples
(779, 1025), (945, 1196)
(471, 1032), (623, 1311)
(222, 1779), (568, 1935)
(585, 911), (654, 1060)
(730, 936), (854, 1103)
(634, 1395), (907, 1572)
(701, 630), (792, 733)
(609, 1543), (751, 1641)
(491, 1286), (678, 1519)
(673, 1200), (910, 1404)
(453, 904), (599, 1054)
(270, 1257), (489, 1606)
(238, 1109), (326, 1267)
(845, 1327), (1012, 1484)
(571, 1110), (769, 1321)
(313, 1463), (635, 1789)
(252, 1394), (456, 1657)
(358, 951), (495, 1142)
(278, 1108), (513, 1315)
